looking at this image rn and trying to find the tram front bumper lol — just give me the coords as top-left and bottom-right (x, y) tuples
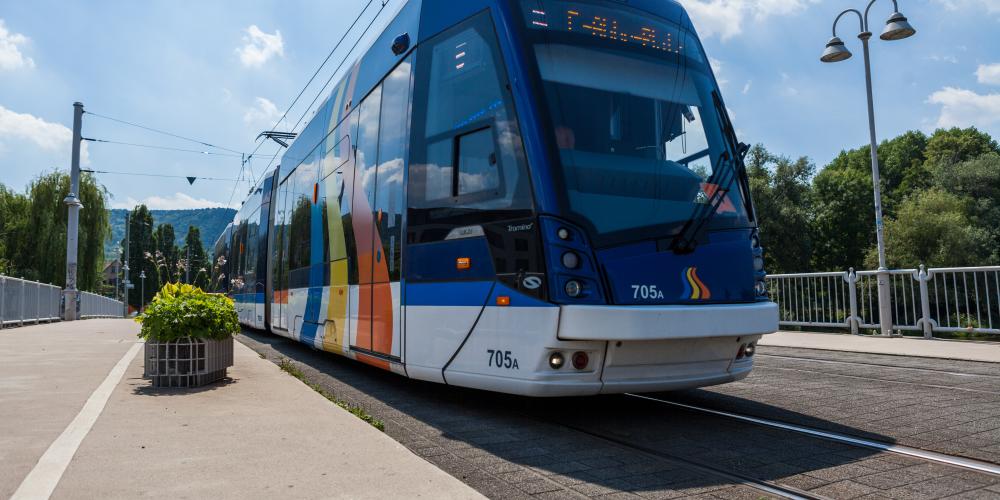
(556, 301), (778, 341)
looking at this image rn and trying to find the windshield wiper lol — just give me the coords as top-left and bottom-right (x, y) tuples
(668, 92), (751, 254)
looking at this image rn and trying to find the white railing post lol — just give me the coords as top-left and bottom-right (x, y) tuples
(0, 276), (5, 329)
(917, 265), (935, 339)
(847, 268), (860, 335)
(19, 279), (25, 326)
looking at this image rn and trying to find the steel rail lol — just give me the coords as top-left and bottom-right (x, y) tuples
(627, 394), (1000, 477)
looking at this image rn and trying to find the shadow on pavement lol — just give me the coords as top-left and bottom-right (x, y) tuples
(234, 329), (932, 498)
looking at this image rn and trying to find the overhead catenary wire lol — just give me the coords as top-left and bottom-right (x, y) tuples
(258, 0), (392, 177)
(84, 138), (249, 158)
(227, 0), (389, 209)
(85, 110), (244, 155)
(81, 169), (239, 182)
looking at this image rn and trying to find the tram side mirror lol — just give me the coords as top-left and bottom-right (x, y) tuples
(392, 33), (410, 55)
(737, 142), (750, 161)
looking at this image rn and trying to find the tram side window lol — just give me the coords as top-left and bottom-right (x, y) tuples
(408, 11), (533, 240)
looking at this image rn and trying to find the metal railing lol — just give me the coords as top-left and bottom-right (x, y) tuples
(79, 290), (125, 319)
(767, 266), (1000, 338)
(1, 275), (124, 328)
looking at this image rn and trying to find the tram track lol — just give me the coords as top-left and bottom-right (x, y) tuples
(757, 353), (1000, 379)
(625, 393), (1000, 477)
(545, 417), (827, 500)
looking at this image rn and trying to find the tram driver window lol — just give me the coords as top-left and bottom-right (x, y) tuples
(408, 10), (533, 240)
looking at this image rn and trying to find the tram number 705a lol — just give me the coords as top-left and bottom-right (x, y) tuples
(487, 349), (519, 369)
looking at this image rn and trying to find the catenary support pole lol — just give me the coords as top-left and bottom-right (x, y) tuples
(62, 102), (84, 321)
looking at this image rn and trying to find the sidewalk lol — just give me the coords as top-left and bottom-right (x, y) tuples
(760, 330), (1000, 363)
(2, 319), (483, 500)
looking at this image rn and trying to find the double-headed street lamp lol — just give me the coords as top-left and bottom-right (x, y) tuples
(820, 1), (916, 337)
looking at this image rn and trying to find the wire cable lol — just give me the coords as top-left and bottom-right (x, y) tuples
(85, 111), (244, 155)
(82, 169), (239, 182)
(84, 138), (247, 158)
(228, 0), (386, 208)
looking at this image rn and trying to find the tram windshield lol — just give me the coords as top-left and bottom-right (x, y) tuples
(520, 0), (753, 247)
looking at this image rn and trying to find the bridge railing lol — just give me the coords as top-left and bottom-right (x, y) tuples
(767, 266), (1000, 338)
(1, 275), (124, 328)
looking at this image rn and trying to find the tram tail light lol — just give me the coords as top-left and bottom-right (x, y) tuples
(572, 351), (589, 370)
(496, 296), (510, 307)
(456, 257), (471, 270)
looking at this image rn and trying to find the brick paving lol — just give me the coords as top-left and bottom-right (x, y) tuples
(237, 332), (1000, 499)
(666, 346), (1000, 464)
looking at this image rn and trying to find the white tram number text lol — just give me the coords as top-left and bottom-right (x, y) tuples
(487, 349), (519, 369)
(632, 284), (665, 300)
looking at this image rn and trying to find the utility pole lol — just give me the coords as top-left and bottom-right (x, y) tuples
(62, 102), (84, 321)
(123, 211), (131, 317)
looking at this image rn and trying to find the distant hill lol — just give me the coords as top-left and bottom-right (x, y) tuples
(106, 208), (236, 259)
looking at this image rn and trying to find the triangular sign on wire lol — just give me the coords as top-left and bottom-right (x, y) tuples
(187, 177), (197, 185)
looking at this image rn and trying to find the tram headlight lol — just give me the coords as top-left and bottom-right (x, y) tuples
(753, 254), (765, 272)
(745, 342), (756, 357)
(754, 280), (768, 298)
(549, 352), (565, 369)
(565, 280), (583, 298)
(561, 251), (580, 269)
(557, 227), (571, 240)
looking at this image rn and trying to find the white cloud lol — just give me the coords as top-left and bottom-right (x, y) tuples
(976, 63), (1000, 86)
(709, 57), (728, 88)
(928, 54), (959, 64)
(0, 19), (34, 70)
(679, 0), (818, 40)
(932, 0), (1000, 14)
(0, 104), (89, 165)
(243, 97), (282, 128)
(927, 87), (1000, 132)
(742, 80), (753, 95)
(236, 25), (283, 68)
(112, 192), (230, 210)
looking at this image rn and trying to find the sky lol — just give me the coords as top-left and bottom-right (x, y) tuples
(0, 0), (998, 209)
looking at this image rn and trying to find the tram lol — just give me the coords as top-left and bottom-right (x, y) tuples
(216, 0), (778, 396)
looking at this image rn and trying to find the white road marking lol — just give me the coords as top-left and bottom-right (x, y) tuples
(11, 341), (143, 500)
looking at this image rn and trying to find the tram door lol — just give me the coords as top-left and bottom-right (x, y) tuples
(350, 60), (411, 361)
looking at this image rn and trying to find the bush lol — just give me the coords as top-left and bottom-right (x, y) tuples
(136, 283), (239, 342)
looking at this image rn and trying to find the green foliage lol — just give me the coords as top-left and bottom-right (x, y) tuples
(869, 189), (990, 268)
(923, 127), (999, 169)
(0, 172), (110, 291)
(183, 225), (210, 289)
(746, 145), (815, 273)
(125, 205), (159, 309)
(136, 282), (239, 342)
(106, 208), (236, 261)
(153, 223), (180, 283)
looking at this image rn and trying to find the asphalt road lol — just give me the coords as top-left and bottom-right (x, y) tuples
(237, 331), (1000, 499)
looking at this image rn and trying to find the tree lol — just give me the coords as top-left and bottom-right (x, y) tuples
(746, 145), (815, 273)
(923, 127), (999, 171)
(0, 183), (29, 276)
(11, 171), (110, 290)
(124, 205), (159, 310)
(153, 224), (180, 283)
(871, 189), (990, 268)
(933, 152), (1000, 263)
(182, 225), (210, 289)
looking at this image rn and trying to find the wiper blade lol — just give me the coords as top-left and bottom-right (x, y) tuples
(669, 151), (737, 254)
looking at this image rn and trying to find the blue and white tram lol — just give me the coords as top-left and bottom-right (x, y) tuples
(218, 0), (778, 396)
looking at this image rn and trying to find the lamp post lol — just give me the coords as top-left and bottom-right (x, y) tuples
(139, 271), (146, 314)
(820, 1), (915, 337)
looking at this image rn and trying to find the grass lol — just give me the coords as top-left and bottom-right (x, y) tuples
(277, 358), (385, 432)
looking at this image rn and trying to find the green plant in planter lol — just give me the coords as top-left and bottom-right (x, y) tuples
(136, 282), (239, 342)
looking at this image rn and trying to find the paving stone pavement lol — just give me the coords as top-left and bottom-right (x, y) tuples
(666, 346), (1000, 464)
(237, 332), (1000, 499)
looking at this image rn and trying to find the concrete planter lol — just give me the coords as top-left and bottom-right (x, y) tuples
(144, 336), (234, 388)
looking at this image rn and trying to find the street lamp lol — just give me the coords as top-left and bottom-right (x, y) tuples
(820, 0), (915, 337)
(139, 270), (146, 314)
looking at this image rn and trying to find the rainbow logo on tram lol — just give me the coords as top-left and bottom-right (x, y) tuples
(681, 267), (712, 300)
